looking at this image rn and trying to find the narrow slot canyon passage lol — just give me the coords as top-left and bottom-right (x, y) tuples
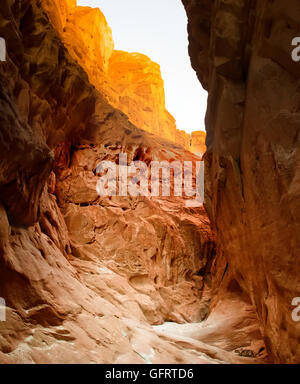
(0, 0), (299, 365)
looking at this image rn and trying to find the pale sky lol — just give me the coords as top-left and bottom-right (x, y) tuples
(77, 0), (207, 134)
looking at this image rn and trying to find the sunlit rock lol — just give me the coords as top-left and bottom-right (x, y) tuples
(191, 131), (207, 157)
(41, 0), (199, 150)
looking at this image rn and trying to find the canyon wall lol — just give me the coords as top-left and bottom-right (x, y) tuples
(0, 0), (249, 364)
(0, 0), (270, 363)
(183, 0), (300, 363)
(0, 0), (214, 363)
(107, 50), (177, 141)
(191, 131), (207, 156)
(43, 0), (197, 149)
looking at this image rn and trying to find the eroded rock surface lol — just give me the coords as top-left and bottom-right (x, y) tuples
(42, 0), (196, 149)
(191, 131), (207, 157)
(183, 0), (300, 363)
(0, 0), (269, 364)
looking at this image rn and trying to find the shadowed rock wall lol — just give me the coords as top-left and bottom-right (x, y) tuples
(183, 0), (300, 363)
(0, 0), (224, 363)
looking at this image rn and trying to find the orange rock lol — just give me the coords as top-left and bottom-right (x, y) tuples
(107, 50), (178, 142)
(40, 0), (195, 150)
(41, 0), (76, 34)
(63, 5), (114, 84)
(183, 0), (300, 363)
(0, 0), (269, 364)
(191, 131), (207, 156)
(176, 129), (191, 149)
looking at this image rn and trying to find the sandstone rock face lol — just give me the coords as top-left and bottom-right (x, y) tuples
(0, 0), (268, 364)
(191, 131), (207, 157)
(55, 132), (214, 326)
(107, 50), (178, 142)
(61, 4), (114, 84)
(176, 129), (191, 150)
(40, 0), (76, 34)
(41, 0), (199, 150)
(183, 0), (300, 363)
